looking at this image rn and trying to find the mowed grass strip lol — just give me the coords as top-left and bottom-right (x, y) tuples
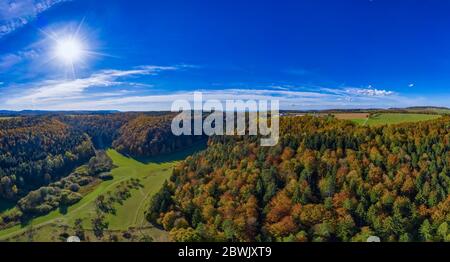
(350, 118), (369, 125)
(65, 149), (176, 229)
(333, 113), (369, 125)
(0, 142), (206, 240)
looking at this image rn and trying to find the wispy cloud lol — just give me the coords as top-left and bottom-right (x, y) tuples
(4, 84), (423, 111)
(5, 65), (179, 105)
(0, 0), (68, 38)
(0, 49), (39, 71)
(345, 87), (395, 97)
(26, 88), (422, 111)
(1, 64), (426, 111)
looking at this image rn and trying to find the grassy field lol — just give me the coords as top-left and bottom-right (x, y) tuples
(350, 118), (369, 125)
(5, 223), (169, 242)
(342, 113), (441, 126)
(0, 142), (206, 241)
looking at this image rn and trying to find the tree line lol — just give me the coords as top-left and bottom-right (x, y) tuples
(0, 113), (204, 201)
(147, 115), (450, 242)
(0, 151), (114, 229)
(0, 117), (95, 200)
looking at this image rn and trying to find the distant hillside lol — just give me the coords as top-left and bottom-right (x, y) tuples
(2, 107), (448, 117)
(281, 106), (450, 115)
(401, 107), (450, 114)
(0, 110), (121, 116)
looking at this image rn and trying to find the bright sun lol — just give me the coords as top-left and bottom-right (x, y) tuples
(54, 37), (84, 64)
(45, 21), (105, 77)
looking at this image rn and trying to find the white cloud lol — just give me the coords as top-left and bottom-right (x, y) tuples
(346, 88), (395, 97)
(4, 85), (423, 111)
(0, 49), (39, 71)
(137, 65), (179, 71)
(0, 0), (68, 38)
(0, 53), (23, 69)
(1, 66), (425, 111)
(5, 65), (179, 105)
(409, 83), (415, 88)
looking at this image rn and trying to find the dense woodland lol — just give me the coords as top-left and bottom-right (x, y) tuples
(0, 113), (199, 201)
(0, 151), (114, 228)
(1, 112), (449, 242)
(148, 116), (450, 242)
(112, 114), (204, 157)
(58, 113), (203, 157)
(0, 117), (94, 200)
(58, 114), (137, 148)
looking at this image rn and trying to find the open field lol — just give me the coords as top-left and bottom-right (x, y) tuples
(334, 113), (369, 125)
(363, 113), (441, 126)
(335, 113), (442, 126)
(0, 142), (206, 241)
(5, 223), (167, 242)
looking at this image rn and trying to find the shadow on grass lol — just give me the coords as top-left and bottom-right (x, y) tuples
(59, 205), (68, 215)
(0, 199), (15, 213)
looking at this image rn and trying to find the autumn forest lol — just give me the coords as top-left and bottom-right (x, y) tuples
(0, 111), (449, 242)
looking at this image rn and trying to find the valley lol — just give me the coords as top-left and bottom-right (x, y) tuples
(0, 110), (448, 242)
(0, 143), (205, 241)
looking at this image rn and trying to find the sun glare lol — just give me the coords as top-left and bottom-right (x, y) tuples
(54, 37), (84, 64)
(42, 20), (107, 78)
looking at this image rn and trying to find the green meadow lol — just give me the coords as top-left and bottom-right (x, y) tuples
(0, 142), (206, 241)
(350, 113), (441, 126)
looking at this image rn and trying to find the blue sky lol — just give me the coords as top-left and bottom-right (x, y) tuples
(0, 0), (449, 111)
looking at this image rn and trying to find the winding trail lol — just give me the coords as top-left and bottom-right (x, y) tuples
(0, 177), (128, 240)
(0, 143), (206, 241)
